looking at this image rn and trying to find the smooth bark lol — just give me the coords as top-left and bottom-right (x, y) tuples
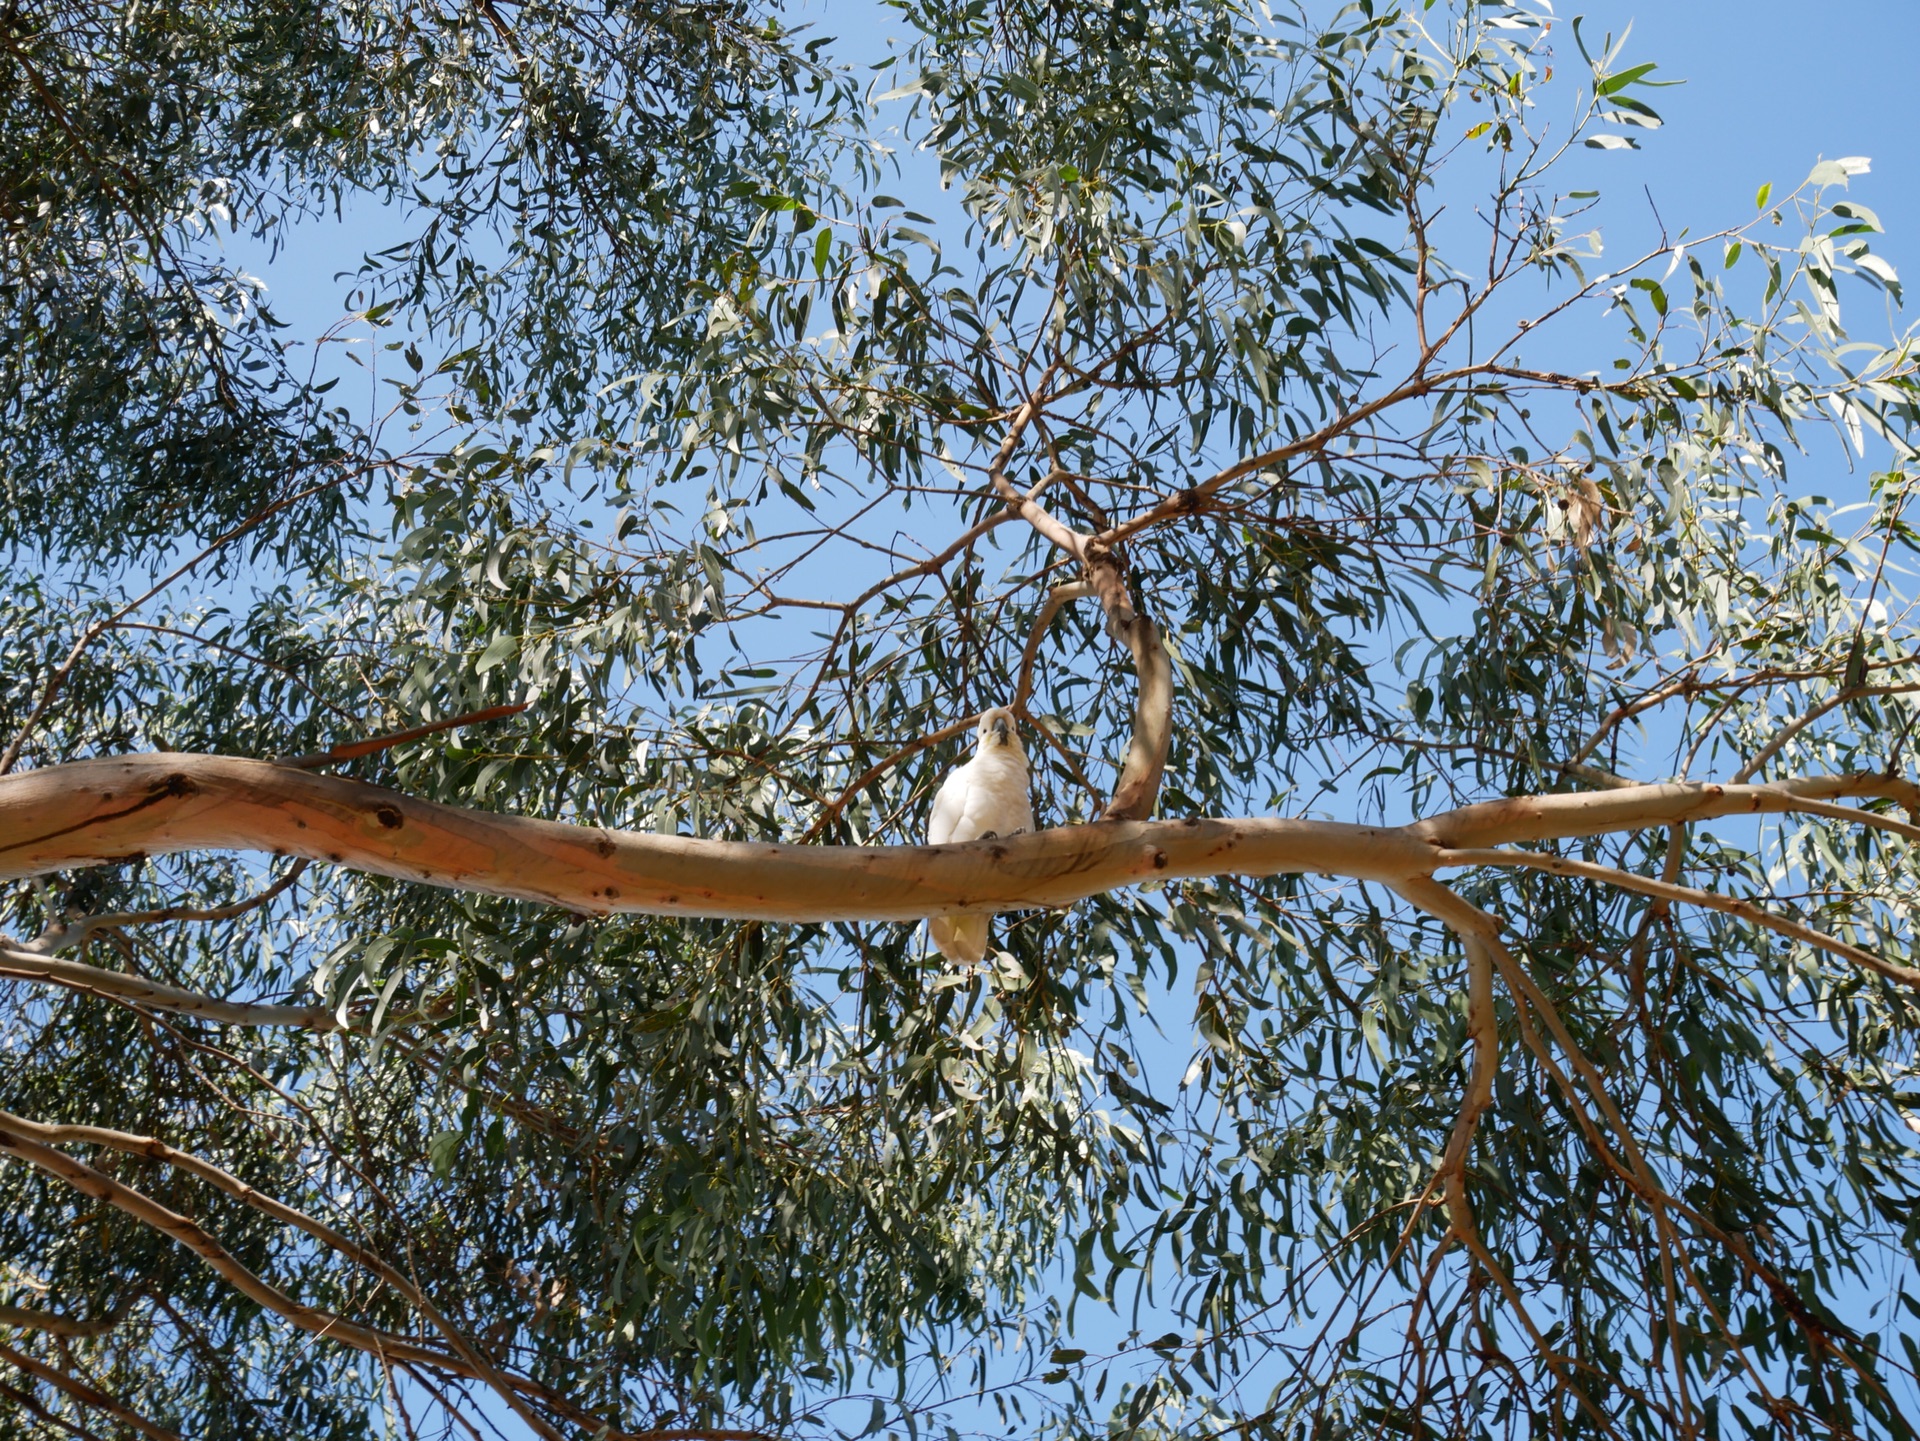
(3, 755), (1916, 925)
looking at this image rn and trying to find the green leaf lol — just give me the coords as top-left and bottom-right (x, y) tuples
(475, 631), (518, 674)
(1596, 62), (1659, 97)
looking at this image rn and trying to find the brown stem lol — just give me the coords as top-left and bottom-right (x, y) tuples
(1393, 880), (1625, 1437)
(0, 1339), (182, 1441)
(0, 1109), (558, 1440)
(0, 1125), (540, 1403)
(0, 1370), (113, 1441)
(801, 714), (980, 842)
(274, 702), (530, 770)
(1391, 880), (1498, 1241)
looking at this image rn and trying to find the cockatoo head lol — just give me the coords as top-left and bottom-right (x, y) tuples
(975, 706), (1020, 752)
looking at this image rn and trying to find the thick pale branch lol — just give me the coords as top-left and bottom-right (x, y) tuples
(1407, 774), (1920, 851)
(986, 412), (1170, 819)
(7, 760), (1920, 929)
(1101, 609), (1174, 822)
(0, 755), (1432, 917)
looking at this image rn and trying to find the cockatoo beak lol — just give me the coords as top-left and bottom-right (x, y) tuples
(991, 715), (1011, 745)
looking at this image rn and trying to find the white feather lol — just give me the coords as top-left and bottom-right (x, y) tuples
(926, 707), (1033, 963)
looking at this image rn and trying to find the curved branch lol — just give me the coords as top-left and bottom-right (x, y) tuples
(0, 1339), (182, 1441)
(1433, 846), (1920, 989)
(7, 760), (1920, 930)
(1390, 878), (1498, 1239)
(1474, 922), (1869, 1395)
(0, 1370), (114, 1441)
(0, 1123), (454, 1368)
(0, 754), (1435, 918)
(1730, 683), (1920, 784)
(1011, 580), (1171, 818)
(0, 1110), (559, 1441)
(1100, 608), (1173, 822)
(0, 1118), (608, 1437)
(26, 858), (309, 954)
(1013, 581), (1094, 711)
(0, 946), (340, 1030)
(1391, 879), (1628, 1435)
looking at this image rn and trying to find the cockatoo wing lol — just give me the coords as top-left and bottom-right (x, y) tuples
(927, 764), (972, 846)
(929, 756), (1031, 846)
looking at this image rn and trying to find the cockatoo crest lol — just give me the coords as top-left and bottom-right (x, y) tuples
(926, 706), (1034, 965)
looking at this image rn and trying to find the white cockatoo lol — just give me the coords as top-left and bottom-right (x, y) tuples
(926, 705), (1034, 964)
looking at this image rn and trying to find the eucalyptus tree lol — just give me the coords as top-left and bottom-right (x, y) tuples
(4, 1), (1920, 1439)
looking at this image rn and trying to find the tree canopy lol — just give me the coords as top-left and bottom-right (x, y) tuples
(5, 1), (1920, 1438)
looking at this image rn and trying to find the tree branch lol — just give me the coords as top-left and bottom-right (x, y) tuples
(1433, 845), (1920, 989)
(273, 703), (529, 771)
(0, 1339), (182, 1441)
(0, 1109), (558, 1440)
(0, 1124), (467, 1377)
(8, 760), (1920, 934)
(0, 754), (1434, 920)
(0, 946), (339, 1029)
(0, 1370), (113, 1441)
(0, 1303), (120, 1339)
(25, 858), (309, 954)
(1100, 607), (1174, 822)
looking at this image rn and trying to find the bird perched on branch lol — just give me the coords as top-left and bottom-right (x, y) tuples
(926, 706), (1034, 964)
